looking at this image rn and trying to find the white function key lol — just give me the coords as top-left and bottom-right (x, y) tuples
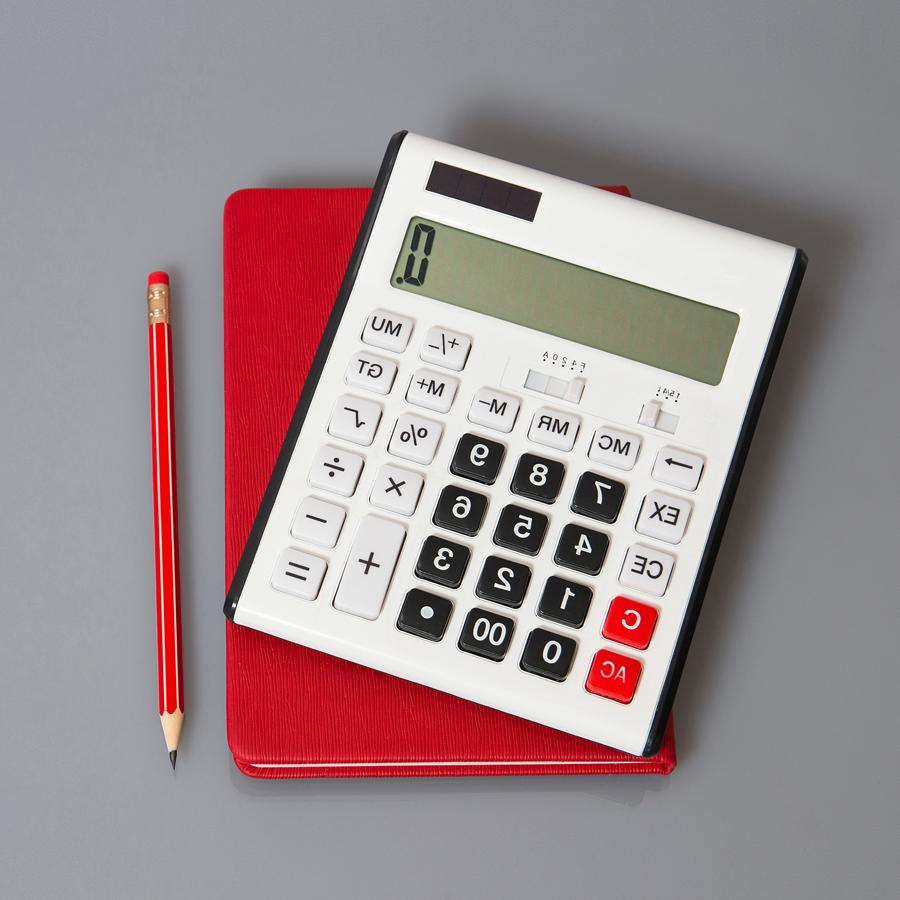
(589, 426), (641, 471)
(271, 548), (327, 600)
(652, 446), (705, 491)
(468, 388), (520, 433)
(420, 326), (471, 371)
(290, 497), (345, 548)
(308, 445), (364, 496)
(345, 351), (397, 395)
(333, 516), (406, 620)
(528, 407), (580, 451)
(362, 308), (414, 353)
(635, 490), (692, 544)
(388, 413), (443, 464)
(370, 464), (424, 517)
(619, 544), (676, 597)
(327, 394), (382, 446)
(406, 368), (458, 413)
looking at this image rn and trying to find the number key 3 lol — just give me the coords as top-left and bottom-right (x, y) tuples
(415, 535), (471, 588)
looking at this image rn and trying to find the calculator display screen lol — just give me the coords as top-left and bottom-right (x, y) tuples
(390, 217), (739, 385)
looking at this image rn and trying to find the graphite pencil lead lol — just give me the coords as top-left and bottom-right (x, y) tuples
(169, 750), (177, 770)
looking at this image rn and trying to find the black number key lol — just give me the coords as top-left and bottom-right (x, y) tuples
(493, 504), (549, 556)
(397, 589), (453, 641)
(415, 535), (470, 588)
(520, 628), (577, 682)
(458, 608), (515, 661)
(510, 453), (566, 504)
(537, 576), (593, 628)
(554, 523), (609, 575)
(450, 433), (505, 485)
(571, 471), (626, 523)
(475, 555), (531, 608)
(433, 485), (488, 536)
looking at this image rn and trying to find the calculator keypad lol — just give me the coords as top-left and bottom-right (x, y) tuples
(362, 309), (413, 352)
(416, 536), (471, 588)
(510, 453), (565, 504)
(468, 388), (520, 432)
(327, 394), (383, 446)
(345, 350), (397, 394)
(458, 608), (515, 661)
(450, 433), (505, 484)
(397, 589), (454, 642)
(494, 504), (549, 556)
(475, 555), (531, 608)
(602, 596), (658, 650)
(554, 523), (609, 575)
(333, 516), (406, 620)
(619, 544), (675, 597)
(308, 445), (364, 496)
(369, 465), (424, 517)
(420, 326), (471, 371)
(520, 628), (577, 682)
(585, 648), (642, 704)
(406, 368), (458, 412)
(528, 407), (580, 451)
(635, 490), (692, 544)
(388, 412), (443, 464)
(537, 576), (593, 628)
(271, 548), (327, 600)
(274, 306), (718, 736)
(290, 497), (345, 548)
(570, 471), (626, 523)
(433, 485), (489, 536)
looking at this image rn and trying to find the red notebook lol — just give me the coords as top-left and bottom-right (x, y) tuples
(224, 185), (677, 777)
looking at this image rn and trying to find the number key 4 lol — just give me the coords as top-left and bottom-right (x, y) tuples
(554, 523), (609, 575)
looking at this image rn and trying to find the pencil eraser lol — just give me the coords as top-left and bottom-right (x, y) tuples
(147, 271), (170, 286)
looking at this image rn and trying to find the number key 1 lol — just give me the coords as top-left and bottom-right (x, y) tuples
(450, 433), (505, 485)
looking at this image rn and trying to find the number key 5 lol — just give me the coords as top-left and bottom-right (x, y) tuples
(493, 504), (549, 556)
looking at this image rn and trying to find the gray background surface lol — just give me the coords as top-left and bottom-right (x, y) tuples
(2, 2), (898, 898)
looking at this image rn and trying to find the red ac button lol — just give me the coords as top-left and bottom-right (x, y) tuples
(602, 596), (658, 650)
(585, 649), (642, 704)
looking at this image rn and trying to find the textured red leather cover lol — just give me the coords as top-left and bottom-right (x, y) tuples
(224, 186), (677, 778)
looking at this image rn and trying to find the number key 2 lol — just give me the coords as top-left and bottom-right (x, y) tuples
(511, 453), (565, 503)
(458, 608), (515, 661)
(433, 485), (488, 536)
(554, 523), (609, 574)
(450, 433), (505, 485)
(571, 471), (626, 523)
(476, 555), (531, 608)
(520, 628), (577, 682)
(493, 504), (549, 556)
(415, 535), (471, 588)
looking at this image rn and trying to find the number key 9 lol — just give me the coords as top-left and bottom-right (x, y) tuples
(450, 433), (505, 484)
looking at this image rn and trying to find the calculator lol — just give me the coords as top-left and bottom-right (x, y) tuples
(224, 132), (805, 756)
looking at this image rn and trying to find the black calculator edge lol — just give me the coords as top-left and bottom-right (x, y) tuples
(224, 130), (409, 621)
(642, 247), (808, 757)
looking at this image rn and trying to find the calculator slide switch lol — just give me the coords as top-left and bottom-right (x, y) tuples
(333, 516), (406, 620)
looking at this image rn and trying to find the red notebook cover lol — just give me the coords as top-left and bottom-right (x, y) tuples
(224, 185), (676, 777)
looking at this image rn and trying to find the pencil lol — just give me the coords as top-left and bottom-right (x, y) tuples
(147, 271), (184, 769)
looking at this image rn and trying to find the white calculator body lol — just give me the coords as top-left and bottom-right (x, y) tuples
(225, 132), (805, 756)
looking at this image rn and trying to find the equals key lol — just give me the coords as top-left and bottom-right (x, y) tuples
(271, 548), (327, 601)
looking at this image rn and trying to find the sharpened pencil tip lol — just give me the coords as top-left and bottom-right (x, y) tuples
(169, 750), (177, 770)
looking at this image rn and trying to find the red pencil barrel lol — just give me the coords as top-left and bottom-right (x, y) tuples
(149, 321), (184, 716)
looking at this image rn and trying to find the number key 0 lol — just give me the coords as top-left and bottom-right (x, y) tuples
(450, 433), (505, 485)
(520, 628), (577, 682)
